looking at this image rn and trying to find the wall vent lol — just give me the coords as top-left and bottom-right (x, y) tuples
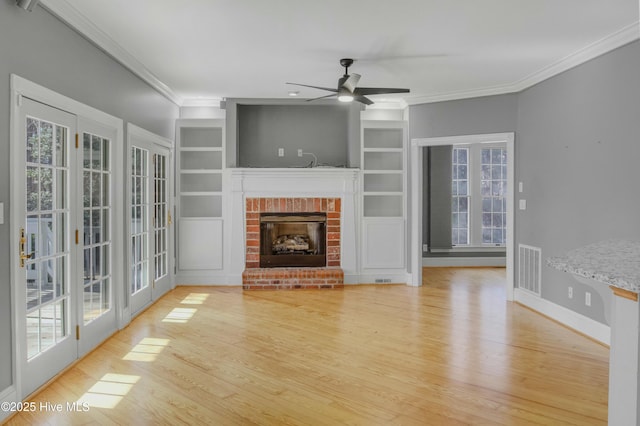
(375, 279), (392, 283)
(518, 244), (542, 296)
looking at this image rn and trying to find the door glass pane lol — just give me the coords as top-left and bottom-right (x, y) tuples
(82, 133), (112, 324)
(24, 116), (70, 359)
(131, 146), (149, 295)
(154, 154), (169, 280)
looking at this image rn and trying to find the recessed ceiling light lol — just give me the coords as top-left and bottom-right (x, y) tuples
(288, 91), (299, 97)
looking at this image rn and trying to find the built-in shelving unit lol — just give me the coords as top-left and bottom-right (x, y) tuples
(360, 120), (407, 271)
(362, 125), (405, 217)
(176, 119), (225, 273)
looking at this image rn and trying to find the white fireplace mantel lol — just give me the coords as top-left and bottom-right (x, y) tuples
(226, 168), (361, 283)
(229, 167), (360, 195)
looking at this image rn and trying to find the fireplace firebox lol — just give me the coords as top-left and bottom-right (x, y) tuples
(260, 213), (326, 268)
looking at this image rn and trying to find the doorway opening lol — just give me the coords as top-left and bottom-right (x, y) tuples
(410, 133), (515, 300)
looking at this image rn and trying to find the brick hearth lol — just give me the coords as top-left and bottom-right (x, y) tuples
(243, 197), (343, 290)
(242, 267), (344, 290)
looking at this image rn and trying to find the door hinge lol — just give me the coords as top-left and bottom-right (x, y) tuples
(75, 229), (79, 245)
(152, 280), (156, 289)
(75, 133), (79, 149)
(76, 325), (80, 340)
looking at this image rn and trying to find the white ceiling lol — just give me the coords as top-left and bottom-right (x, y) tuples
(42, 0), (639, 107)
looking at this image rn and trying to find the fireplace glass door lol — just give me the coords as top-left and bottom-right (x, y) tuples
(260, 213), (326, 267)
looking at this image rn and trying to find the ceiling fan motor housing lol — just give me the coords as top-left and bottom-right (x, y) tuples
(339, 58), (354, 71)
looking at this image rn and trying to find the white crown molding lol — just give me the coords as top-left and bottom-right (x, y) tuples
(39, 0), (183, 106)
(511, 20), (640, 92)
(38, 0), (638, 108)
(404, 84), (521, 105)
(180, 98), (223, 108)
(405, 20), (640, 106)
(365, 99), (408, 110)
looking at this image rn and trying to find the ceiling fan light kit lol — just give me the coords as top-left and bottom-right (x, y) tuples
(287, 58), (410, 105)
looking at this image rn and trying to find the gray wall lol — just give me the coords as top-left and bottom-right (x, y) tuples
(224, 99), (362, 168)
(237, 104), (349, 167)
(0, 2), (178, 394)
(410, 40), (640, 324)
(409, 94), (519, 140)
(427, 146), (453, 250)
(517, 40), (640, 323)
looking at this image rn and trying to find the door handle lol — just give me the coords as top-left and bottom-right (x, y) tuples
(19, 227), (33, 268)
(20, 251), (34, 267)
(167, 210), (172, 226)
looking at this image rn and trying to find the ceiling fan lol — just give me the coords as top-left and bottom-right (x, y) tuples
(287, 58), (410, 105)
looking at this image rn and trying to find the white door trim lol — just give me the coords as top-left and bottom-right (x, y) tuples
(409, 133), (515, 301)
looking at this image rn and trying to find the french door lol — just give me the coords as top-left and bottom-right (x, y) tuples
(129, 129), (173, 315)
(77, 118), (118, 355)
(15, 98), (118, 396)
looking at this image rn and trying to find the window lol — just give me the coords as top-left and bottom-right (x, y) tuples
(452, 144), (507, 247)
(451, 148), (469, 245)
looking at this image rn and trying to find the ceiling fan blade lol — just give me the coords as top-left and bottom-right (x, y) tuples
(306, 93), (337, 102)
(286, 82), (338, 93)
(342, 73), (361, 92)
(354, 87), (410, 95)
(354, 95), (374, 105)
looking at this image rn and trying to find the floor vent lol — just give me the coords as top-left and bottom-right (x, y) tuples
(518, 244), (542, 296)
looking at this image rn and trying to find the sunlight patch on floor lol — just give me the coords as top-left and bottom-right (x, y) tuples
(162, 307), (197, 323)
(181, 293), (209, 305)
(122, 337), (170, 362)
(80, 373), (141, 409)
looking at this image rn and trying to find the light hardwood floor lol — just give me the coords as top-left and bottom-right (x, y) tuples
(6, 268), (609, 425)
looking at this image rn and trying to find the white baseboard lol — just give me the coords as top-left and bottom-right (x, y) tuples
(357, 271), (409, 284)
(514, 288), (610, 345)
(0, 385), (17, 422)
(175, 273), (240, 286)
(423, 256), (506, 267)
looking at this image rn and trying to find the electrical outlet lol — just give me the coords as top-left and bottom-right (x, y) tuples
(585, 292), (591, 306)
(278, 148), (284, 157)
(298, 149), (303, 157)
(568, 286), (573, 299)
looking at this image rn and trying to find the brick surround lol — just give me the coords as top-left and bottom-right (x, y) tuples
(243, 197), (343, 290)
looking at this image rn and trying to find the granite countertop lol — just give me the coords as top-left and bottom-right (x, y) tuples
(547, 239), (640, 293)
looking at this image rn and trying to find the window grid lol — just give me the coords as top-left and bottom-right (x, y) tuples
(82, 133), (112, 324)
(24, 116), (69, 359)
(154, 154), (168, 280)
(451, 147), (469, 245)
(481, 148), (507, 245)
(131, 147), (149, 295)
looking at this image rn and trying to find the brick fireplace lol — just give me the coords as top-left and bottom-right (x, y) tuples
(242, 197), (344, 290)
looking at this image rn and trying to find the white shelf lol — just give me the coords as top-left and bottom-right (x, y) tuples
(180, 191), (223, 196)
(362, 147), (404, 153)
(363, 192), (403, 196)
(179, 169), (223, 174)
(362, 170), (403, 174)
(179, 147), (223, 152)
